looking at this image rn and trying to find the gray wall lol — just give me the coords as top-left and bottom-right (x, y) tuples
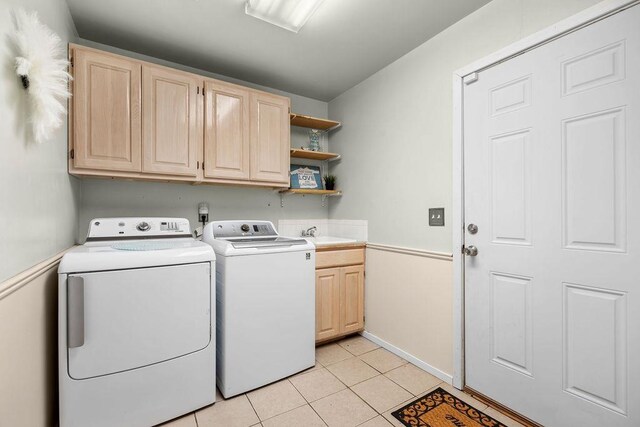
(0, 0), (79, 282)
(328, 0), (603, 253)
(76, 40), (329, 239)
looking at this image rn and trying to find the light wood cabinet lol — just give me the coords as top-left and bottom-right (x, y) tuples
(142, 65), (201, 176)
(340, 265), (365, 334)
(72, 48), (142, 172)
(204, 80), (250, 180)
(250, 91), (290, 184)
(316, 268), (341, 341)
(315, 246), (366, 343)
(69, 44), (290, 188)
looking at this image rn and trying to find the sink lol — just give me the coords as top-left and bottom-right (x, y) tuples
(304, 236), (358, 247)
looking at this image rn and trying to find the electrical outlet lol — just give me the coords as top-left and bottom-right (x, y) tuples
(198, 202), (209, 224)
(429, 208), (445, 226)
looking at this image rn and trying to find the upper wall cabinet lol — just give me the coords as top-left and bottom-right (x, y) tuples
(204, 80), (250, 180)
(69, 44), (290, 188)
(250, 92), (290, 184)
(72, 48), (142, 172)
(142, 65), (201, 177)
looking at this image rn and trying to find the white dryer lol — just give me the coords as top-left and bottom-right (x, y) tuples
(58, 218), (216, 427)
(203, 221), (316, 398)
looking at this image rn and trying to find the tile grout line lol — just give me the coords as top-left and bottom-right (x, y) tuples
(244, 390), (263, 424)
(316, 339), (410, 423)
(287, 378), (330, 427)
(258, 387), (329, 427)
(290, 375), (379, 425)
(381, 370), (442, 398)
(336, 341), (381, 358)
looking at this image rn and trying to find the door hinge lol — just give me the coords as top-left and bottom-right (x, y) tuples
(463, 72), (478, 85)
(70, 56), (74, 68)
(201, 162), (204, 169)
(70, 149), (74, 159)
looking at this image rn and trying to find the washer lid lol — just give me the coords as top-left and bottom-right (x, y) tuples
(59, 239), (215, 273)
(227, 236), (309, 249)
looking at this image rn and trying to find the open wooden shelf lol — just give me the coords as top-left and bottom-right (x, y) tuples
(279, 189), (342, 196)
(290, 113), (341, 131)
(290, 149), (340, 161)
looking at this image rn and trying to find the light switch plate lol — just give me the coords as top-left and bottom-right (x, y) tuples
(429, 208), (445, 226)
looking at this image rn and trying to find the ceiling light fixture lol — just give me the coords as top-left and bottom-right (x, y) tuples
(245, 0), (325, 33)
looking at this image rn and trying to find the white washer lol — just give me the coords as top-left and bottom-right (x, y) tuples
(203, 220), (315, 398)
(58, 218), (216, 427)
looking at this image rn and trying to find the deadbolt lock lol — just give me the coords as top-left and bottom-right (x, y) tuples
(467, 224), (478, 234)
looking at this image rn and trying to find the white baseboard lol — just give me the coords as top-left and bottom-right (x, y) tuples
(360, 330), (453, 385)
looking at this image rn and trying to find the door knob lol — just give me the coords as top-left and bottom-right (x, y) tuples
(463, 245), (478, 256)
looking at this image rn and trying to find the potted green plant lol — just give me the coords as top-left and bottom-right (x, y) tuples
(323, 175), (336, 191)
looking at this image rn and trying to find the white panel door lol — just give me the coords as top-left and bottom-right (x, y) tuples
(67, 263), (211, 379)
(463, 5), (639, 427)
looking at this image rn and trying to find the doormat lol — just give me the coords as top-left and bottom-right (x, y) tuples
(391, 387), (507, 427)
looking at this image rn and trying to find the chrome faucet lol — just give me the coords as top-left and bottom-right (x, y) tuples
(301, 226), (317, 237)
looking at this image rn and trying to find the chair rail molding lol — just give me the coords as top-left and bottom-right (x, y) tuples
(0, 248), (73, 300)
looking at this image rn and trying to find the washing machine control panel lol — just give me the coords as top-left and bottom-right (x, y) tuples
(211, 221), (277, 238)
(87, 218), (192, 240)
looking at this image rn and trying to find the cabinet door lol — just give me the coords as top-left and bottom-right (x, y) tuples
(142, 65), (200, 176)
(316, 268), (341, 342)
(72, 48), (141, 171)
(340, 265), (365, 334)
(249, 92), (290, 183)
(204, 81), (250, 180)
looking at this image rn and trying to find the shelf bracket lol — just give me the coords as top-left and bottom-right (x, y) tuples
(280, 192), (285, 208)
(321, 195), (328, 207)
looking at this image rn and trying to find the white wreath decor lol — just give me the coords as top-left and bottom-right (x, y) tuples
(9, 9), (71, 144)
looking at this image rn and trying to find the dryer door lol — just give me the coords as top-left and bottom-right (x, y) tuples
(67, 262), (211, 379)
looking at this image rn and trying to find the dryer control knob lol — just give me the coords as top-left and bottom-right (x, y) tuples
(137, 221), (151, 232)
(241, 224), (250, 232)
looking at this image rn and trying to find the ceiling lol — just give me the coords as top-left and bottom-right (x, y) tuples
(65, 0), (490, 101)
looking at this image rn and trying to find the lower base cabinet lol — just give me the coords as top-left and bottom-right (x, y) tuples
(315, 247), (365, 343)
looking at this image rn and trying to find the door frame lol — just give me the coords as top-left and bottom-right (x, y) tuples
(451, 0), (639, 389)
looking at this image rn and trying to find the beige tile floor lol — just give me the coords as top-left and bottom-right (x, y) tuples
(159, 335), (525, 427)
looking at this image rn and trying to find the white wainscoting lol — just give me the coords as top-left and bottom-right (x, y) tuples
(363, 243), (453, 383)
(0, 250), (69, 427)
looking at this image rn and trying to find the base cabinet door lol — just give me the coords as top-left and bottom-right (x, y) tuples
(249, 92), (290, 183)
(340, 265), (365, 334)
(72, 48), (142, 172)
(204, 80), (250, 180)
(142, 65), (201, 176)
(315, 268), (341, 342)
